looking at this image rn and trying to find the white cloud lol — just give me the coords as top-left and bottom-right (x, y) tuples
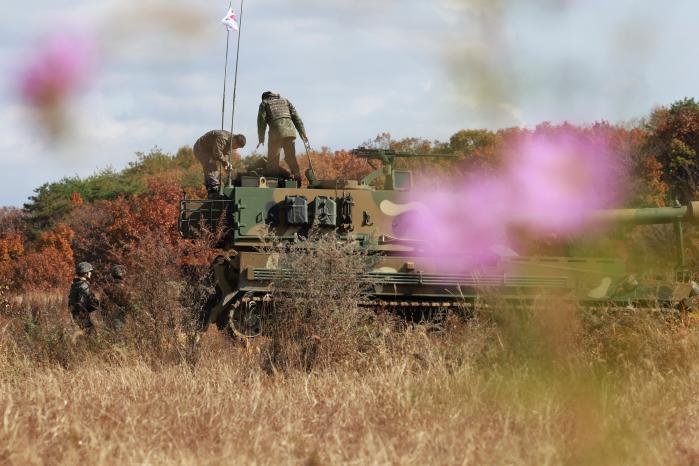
(2, 0), (699, 206)
(352, 96), (386, 117)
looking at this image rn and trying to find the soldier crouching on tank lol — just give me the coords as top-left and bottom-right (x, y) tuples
(193, 130), (247, 198)
(102, 264), (132, 332)
(256, 91), (308, 182)
(68, 262), (100, 333)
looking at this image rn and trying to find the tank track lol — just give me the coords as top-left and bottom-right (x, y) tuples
(224, 292), (691, 339)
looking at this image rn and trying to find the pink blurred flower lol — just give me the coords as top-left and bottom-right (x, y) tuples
(18, 30), (98, 108)
(400, 127), (623, 272)
(404, 174), (514, 272)
(508, 129), (621, 234)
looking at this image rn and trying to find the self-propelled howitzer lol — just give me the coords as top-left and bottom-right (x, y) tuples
(179, 149), (699, 337)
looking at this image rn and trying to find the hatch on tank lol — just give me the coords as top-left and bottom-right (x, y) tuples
(392, 170), (413, 191)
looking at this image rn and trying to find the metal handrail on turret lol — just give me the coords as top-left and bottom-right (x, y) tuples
(351, 148), (459, 190)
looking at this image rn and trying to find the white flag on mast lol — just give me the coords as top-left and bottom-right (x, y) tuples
(221, 8), (239, 32)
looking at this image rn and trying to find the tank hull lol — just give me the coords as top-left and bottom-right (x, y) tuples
(179, 177), (696, 335)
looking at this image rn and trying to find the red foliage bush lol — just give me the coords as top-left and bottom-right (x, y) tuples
(5, 224), (76, 290)
(2, 175), (196, 293)
(70, 191), (84, 205)
(104, 177), (182, 248)
(0, 233), (24, 262)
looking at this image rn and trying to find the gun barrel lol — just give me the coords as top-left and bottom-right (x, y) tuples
(589, 201), (699, 225)
(393, 153), (459, 158)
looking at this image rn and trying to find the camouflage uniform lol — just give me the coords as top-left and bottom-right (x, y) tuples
(102, 265), (131, 331)
(193, 130), (244, 196)
(68, 276), (99, 332)
(257, 93), (307, 180)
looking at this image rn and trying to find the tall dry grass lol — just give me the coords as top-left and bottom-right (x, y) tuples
(2, 239), (699, 464)
(2, 314), (699, 465)
(261, 234), (382, 373)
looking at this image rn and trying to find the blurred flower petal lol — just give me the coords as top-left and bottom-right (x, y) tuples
(18, 30), (99, 109)
(508, 129), (621, 234)
(403, 127), (622, 272)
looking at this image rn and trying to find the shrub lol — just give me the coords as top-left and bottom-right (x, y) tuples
(261, 233), (383, 372)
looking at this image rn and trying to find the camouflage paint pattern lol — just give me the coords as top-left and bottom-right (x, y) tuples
(180, 174), (698, 326)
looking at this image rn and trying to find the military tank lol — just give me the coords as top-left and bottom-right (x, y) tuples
(179, 148), (699, 337)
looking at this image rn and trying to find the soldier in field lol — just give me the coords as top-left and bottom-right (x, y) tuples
(193, 130), (247, 198)
(102, 264), (132, 332)
(68, 262), (100, 333)
(256, 91), (308, 182)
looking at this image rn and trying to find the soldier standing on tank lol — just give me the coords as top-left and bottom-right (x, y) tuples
(68, 262), (100, 333)
(193, 130), (247, 198)
(256, 91), (308, 181)
(102, 264), (132, 332)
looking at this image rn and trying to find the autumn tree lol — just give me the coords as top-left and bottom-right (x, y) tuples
(645, 98), (699, 203)
(8, 224), (76, 290)
(449, 129), (498, 155)
(23, 147), (202, 231)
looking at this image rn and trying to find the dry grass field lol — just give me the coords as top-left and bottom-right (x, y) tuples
(3, 299), (699, 465)
(3, 241), (699, 465)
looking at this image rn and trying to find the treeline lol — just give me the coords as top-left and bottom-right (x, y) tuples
(2, 98), (699, 291)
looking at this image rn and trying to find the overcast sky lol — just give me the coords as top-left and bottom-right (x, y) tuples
(1, 0), (697, 206)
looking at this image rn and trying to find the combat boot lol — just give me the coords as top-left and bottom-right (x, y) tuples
(285, 159), (302, 183)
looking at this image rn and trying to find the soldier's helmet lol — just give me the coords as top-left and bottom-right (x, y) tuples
(261, 91), (274, 100)
(111, 264), (126, 280)
(76, 262), (93, 275)
(233, 133), (247, 148)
